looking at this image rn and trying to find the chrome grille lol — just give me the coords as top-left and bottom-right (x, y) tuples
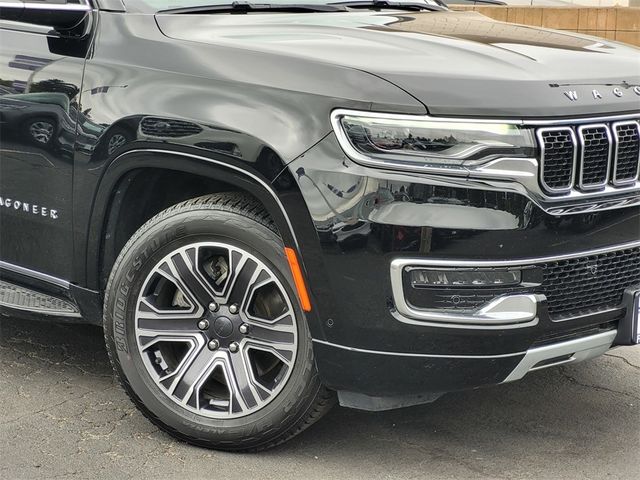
(537, 119), (640, 194)
(612, 121), (640, 185)
(578, 124), (611, 189)
(538, 128), (575, 192)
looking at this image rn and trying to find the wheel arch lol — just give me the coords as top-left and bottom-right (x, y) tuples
(85, 148), (301, 293)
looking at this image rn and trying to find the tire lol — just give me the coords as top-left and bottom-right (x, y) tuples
(103, 193), (335, 451)
(24, 116), (56, 145)
(104, 127), (132, 156)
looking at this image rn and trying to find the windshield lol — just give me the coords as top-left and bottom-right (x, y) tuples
(125, 0), (444, 13)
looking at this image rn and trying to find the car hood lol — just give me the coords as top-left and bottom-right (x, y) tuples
(156, 10), (640, 118)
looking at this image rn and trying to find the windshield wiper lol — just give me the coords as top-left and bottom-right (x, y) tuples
(329, 0), (445, 11)
(159, 1), (348, 14)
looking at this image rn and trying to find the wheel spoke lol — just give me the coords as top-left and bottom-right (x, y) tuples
(187, 351), (262, 414)
(171, 343), (219, 403)
(136, 298), (202, 339)
(241, 268), (292, 325)
(169, 251), (216, 307)
(225, 351), (260, 412)
(243, 315), (296, 363)
(140, 335), (202, 385)
(137, 315), (200, 335)
(226, 255), (261, 306)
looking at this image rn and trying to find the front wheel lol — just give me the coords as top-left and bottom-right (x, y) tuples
(24, 117), (56, 145)
(103, 193), (334, 451)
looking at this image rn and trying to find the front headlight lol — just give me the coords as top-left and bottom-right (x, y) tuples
(332, 110), (536, 173)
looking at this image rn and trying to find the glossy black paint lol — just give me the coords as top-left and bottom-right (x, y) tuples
(0, 20), (92, 278)
(156, 9), (640, 117)
(0, 3), (639, 399)
(313, 341), (524, 396)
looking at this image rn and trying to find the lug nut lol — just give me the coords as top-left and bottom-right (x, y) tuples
(207, 339), (220, 351)
(229, 342), (239, 353)
(197, 319), (209, 330)
(208, 301), (219, 312)
(239, 323), (249, 335)
(229, 303), (239, 314)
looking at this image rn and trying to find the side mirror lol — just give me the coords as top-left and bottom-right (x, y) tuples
(0, 1), (91, 31)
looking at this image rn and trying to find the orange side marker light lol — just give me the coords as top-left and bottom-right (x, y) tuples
(284, 247), (312, 312)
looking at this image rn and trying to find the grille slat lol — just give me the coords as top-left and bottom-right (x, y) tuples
(539, 128), (575, 192)
(538, 119), (639, 194)
(536, 247), (640, 320)
(613, 122), (640, 184)
(578, 124), (611, 189)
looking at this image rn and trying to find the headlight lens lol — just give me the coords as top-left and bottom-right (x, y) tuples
(335, 112), (536, 171)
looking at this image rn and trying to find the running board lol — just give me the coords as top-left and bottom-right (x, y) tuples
(0, 279), (81, 317)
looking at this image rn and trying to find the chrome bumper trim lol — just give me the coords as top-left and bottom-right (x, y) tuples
(389, 289), (540, 329)
(312, 339), (526, 359)
(503, 330), (617, 383)
(392, 239), (640, 269)
(390, 240), (640, 329)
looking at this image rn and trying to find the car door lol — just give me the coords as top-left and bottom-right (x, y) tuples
(0, 0), (92, 281)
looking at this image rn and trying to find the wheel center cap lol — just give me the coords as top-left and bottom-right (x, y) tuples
(212, 316), (234, 338)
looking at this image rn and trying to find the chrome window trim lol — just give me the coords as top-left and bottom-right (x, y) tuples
(2, 2), (92, 12)
(389, 239), (640, 328)
(577, 123), (612, 191)
(611, 120), (640, 186)
(537, 126), (576, 194)
(0, 1), (93, 34)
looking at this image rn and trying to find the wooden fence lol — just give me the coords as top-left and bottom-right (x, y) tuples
(452, 6), (640, 46)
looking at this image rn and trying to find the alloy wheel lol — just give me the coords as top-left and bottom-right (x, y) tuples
(135, 241), (298, 419)
(107, 133), (127, 154)
(29, 121), (54, 144)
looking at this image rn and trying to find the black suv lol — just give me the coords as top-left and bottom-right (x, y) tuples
(1, 0), (639, 451)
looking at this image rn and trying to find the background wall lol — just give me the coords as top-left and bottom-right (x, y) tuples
(502, 1), (637, 6)
(451, 6), (640, 46)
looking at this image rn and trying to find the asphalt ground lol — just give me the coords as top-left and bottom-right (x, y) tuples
(1, 316), (638, 480)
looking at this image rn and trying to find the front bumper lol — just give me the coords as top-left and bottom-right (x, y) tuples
(314, 328), (618, 409)
(280, 130), (640, 403)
